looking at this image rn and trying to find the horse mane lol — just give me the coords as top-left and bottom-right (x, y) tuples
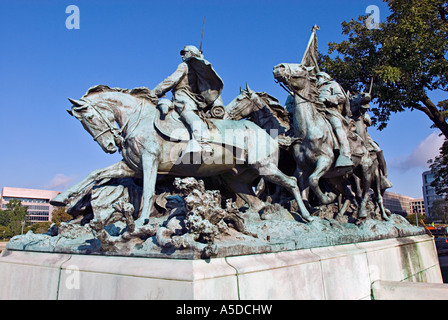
(84, 85), (159, 105)
(304, 71), (319, 102)
(287, 64), (319, 103)
(256, 92), (290, 126)
(240, 89), (290, 131)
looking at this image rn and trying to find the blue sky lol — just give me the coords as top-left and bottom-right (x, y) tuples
(0, 0), (444, 199)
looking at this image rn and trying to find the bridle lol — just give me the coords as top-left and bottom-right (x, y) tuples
(226, 94), (256, 120)
(274, 64), (317, 104)
(79, 97), (144, 151)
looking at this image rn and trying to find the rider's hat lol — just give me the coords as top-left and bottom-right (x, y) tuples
(180, 45), (203, 58)
(316, 72), (333, 81)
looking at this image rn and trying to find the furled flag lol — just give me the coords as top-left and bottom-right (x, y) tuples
(301, 25), (321, 74)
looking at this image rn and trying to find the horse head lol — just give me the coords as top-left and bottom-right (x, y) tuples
(67, 92), (120, 154)
(68, 85), (157, 155)
(224, 84), (290, 133)
(224, 84), (261, 120)
(273, 63), (315, 93)
(349, 92), (372, 117)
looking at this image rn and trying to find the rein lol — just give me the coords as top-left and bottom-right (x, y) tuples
(82, 97), (145, 151)
(226, 97), (252, 120)
(275, 64), (317, 104)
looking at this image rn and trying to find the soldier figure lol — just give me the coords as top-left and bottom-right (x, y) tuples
(316, 72), (354, 169)
(152, 45), (224, 154)
(349, 91), (392, 190)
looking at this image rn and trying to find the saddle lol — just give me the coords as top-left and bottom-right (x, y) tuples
(153, 109), (247, 151)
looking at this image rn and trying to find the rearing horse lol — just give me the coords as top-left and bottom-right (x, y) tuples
(270, 64), (379, 219)
(226, 83), (390, 220)
(51, 85), (315, 225)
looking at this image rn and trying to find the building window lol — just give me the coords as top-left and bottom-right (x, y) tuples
(425, 174), (435, 184)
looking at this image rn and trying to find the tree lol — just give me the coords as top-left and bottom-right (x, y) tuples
(0, 226), (12, 239)
(28, 222), (52, 234)
(406, 212), (428, 226)
(319, 0), (448, 135)
(429, 139), (448, 195)
(2, 199), (28, 236)
(429, 198), (448, 223)
(51, 206), (72, 226)
(0, 208), (10, 227)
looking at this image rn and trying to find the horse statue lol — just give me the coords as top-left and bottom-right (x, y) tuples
(348, 91), (392, 217)
(225, 65), (389, 220)
(50, 85), (316, 228)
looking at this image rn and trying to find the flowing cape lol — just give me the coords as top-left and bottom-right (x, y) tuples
(186, 56), (224, 106)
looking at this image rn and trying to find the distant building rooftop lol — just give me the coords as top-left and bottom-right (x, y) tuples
(0, 187), (61, 224)
(383, 191), (424, 216)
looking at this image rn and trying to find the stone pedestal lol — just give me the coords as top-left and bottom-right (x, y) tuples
(0, 234), (442, 300)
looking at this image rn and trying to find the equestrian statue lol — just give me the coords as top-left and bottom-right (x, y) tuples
(42, 31), (401, 258)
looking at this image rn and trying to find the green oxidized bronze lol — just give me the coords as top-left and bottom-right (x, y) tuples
(7, 34), (423, 259)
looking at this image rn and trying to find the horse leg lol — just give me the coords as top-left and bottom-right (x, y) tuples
(351, 175), (362, 205)
(50, 160), (136, 206)
(358, 161), (373, 219)
(374, 167), (389, 221)
(255, 160), (314, 222)
(295, 169), (307, 198)
(221, 171), (266, 213)
(308, 157), (336, 205)
(336, 182), (355, 218)
(135, 153), (159, 225)
(325, 178), (351, 218)
(254, 178), (265, 198)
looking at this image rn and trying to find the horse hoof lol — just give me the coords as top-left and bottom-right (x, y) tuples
(326, 192), (337, 203)
(321, 193), (337, 205)
(358, 210), (368, 219)
(50, 194), (69, 206)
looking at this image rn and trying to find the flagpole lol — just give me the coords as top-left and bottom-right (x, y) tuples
(200, 16), (206, 54)
(301, 25), (318, 62)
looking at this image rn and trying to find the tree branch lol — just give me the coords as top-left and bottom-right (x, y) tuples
(420, 96), (448, 138)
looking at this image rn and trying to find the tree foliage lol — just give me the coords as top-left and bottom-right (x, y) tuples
(28, 222), (52, 234)
(319, 0), (448, 135)
(429, 198), (448, 222)
(429, 139), (448, 196)
(51, 206), (72, 226)
(0, 199), (29, 236)
(405, 213), (429, 226)
(0, 226), (12, 239)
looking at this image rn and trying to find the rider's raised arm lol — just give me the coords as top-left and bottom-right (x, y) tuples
(152, 62), (188, 98)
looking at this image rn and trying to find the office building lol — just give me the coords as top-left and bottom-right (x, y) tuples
(0, 187), (61, 224)
(422, 170), (444, 217)
(383, 191), (424, 217)
(410, 198), (425, 215)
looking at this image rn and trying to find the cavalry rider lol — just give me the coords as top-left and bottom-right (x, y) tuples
(152, 45), (224, 154)
(350, 92), (392, 190)
(316, 71), (354, 169)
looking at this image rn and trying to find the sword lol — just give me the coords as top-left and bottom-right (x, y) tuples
(368, 77), (374, 96)
(200, 16), (206, 54)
